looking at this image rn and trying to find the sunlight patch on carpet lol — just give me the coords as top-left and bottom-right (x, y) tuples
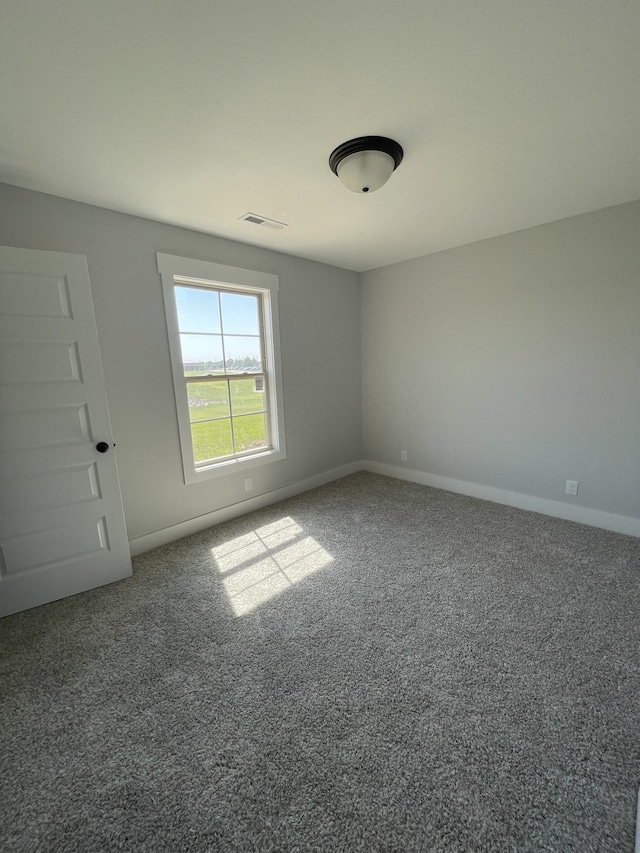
(211, 516), (333, 615)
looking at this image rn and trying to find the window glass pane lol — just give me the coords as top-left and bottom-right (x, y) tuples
(220, 292), (260, 335)
(223, 335), (262, 372)
(191, 419), (233, 464)
(175, 286), (220, 333)
(180, 334), (224, 374)
(187, 381), (230, 422)
(233, 413), (268, 453)
(230, 377), (265, 416)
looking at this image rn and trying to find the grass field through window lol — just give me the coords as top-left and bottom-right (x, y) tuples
(185, 370), (268, 463)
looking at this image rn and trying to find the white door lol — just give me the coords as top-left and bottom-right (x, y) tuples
(0, 246), (132, 617)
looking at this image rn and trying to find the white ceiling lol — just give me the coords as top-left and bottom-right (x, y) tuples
(1, 0), (639, 272)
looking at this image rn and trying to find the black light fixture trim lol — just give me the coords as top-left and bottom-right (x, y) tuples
(329, 136), (404, 176)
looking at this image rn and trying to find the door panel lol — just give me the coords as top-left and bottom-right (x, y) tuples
(0, 270), (72, 317)
(1, 462), (101, 513)
(0, 340), (82, 383)
(0, 404), (91, 451)
(2, 516), (109, 575)
(0, 246), (132, 617)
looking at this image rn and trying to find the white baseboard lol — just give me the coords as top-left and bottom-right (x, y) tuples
(129, 458), (640, 556)
(362, 460), (640, 538)
(128, 461), (362, 556)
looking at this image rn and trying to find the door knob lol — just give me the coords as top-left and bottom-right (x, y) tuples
(96, 441), (110, 453)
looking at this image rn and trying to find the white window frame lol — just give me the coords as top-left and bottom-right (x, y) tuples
(157, 253), (286, 484)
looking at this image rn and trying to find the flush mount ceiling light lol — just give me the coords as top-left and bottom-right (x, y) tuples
(329, 136), (403, 194)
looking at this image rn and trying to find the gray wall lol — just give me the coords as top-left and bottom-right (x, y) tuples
(0, 183), (362, 541)
(361, 201), (640, 521)
(3, 182), (638, 538)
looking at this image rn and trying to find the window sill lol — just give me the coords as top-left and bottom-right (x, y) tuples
(185, 446), (286, 485)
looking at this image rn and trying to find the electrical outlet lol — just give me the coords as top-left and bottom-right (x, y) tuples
(244, 477), (253, 492)
(565, 479), (579, 496)
(400, 450), (408, 462)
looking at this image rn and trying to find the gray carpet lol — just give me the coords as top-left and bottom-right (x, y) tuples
(2, 472), (639, 852)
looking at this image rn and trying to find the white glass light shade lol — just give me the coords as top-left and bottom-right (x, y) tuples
(336, 149), (396, 194)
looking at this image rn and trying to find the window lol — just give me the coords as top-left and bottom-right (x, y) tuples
(158, 254), (286, 483)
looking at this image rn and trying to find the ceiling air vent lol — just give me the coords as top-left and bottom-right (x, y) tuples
(239, 212), (287, 231)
